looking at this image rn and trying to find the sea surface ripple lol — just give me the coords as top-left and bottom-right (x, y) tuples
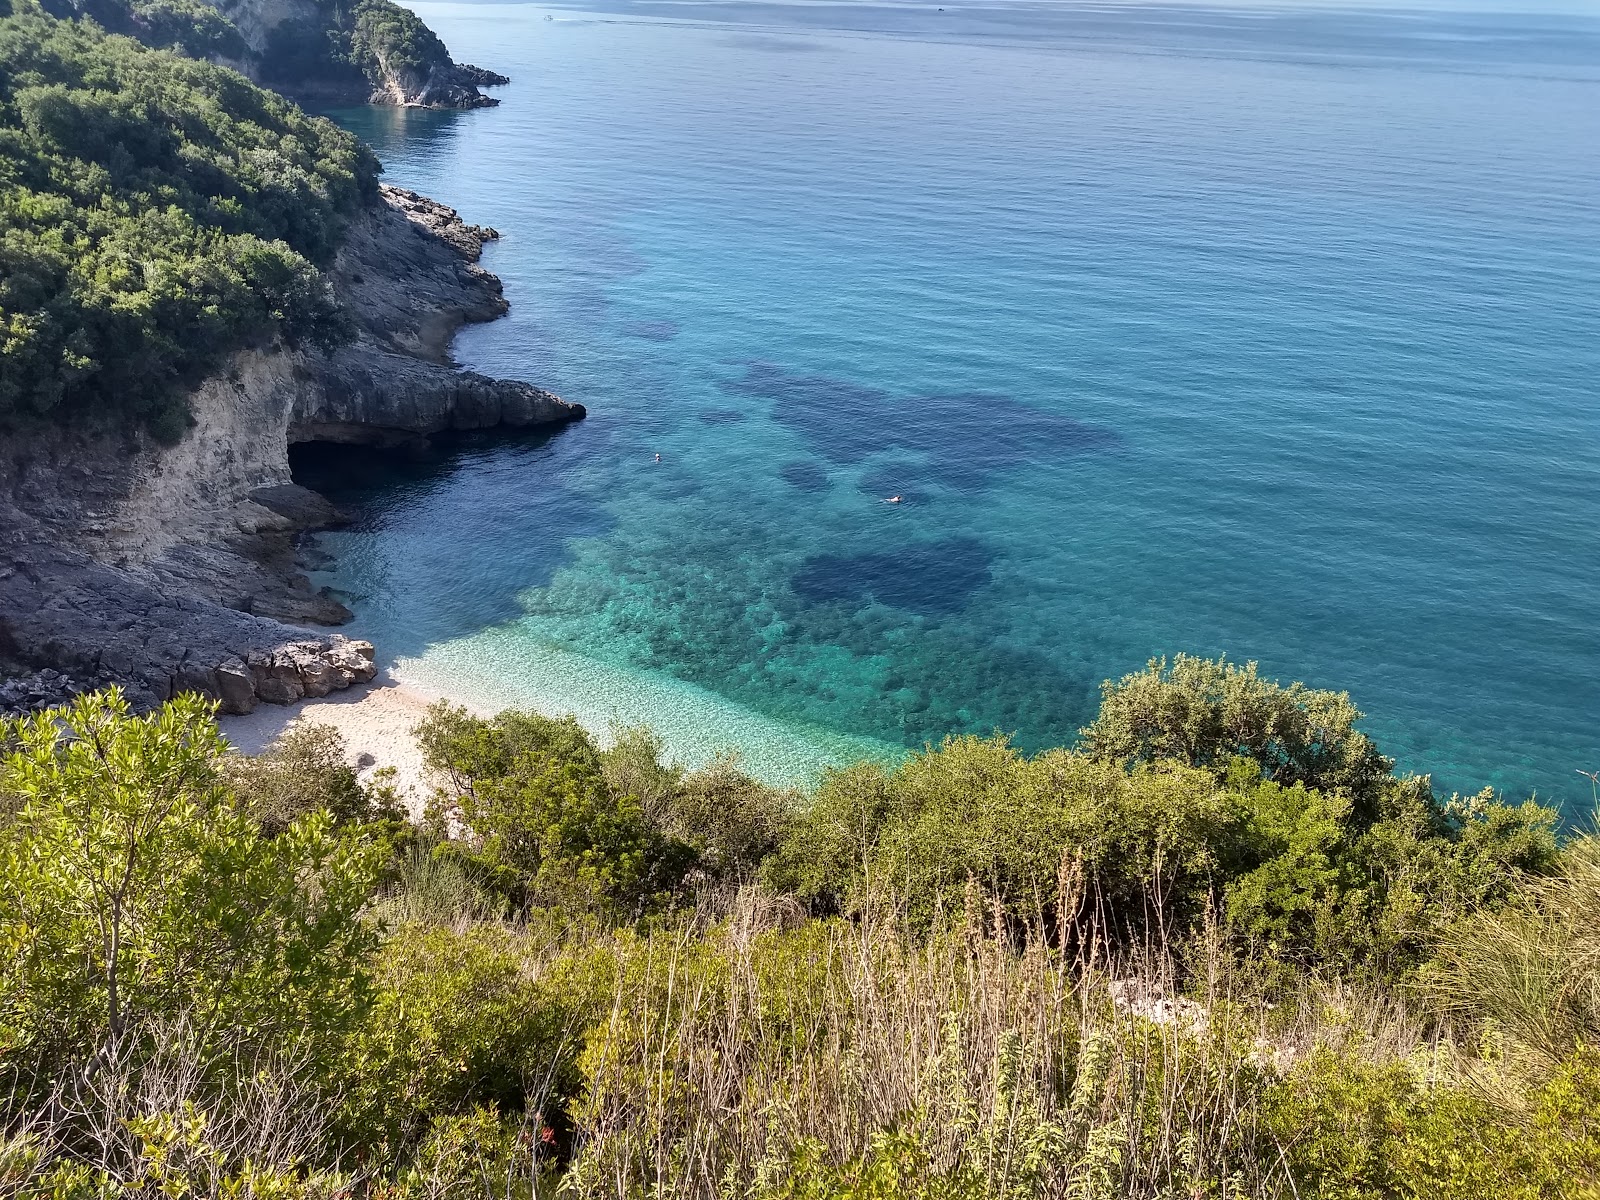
(308, 0), (1600, 812)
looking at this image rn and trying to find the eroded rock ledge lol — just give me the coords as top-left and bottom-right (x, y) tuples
(368, 61), (510, 109)
(0, 185), (583, 716)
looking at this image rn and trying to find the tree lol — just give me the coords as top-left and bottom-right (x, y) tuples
(417, 704), (692, 917)
(0, 689), (382, 1078)
(0, 1), (377, 429)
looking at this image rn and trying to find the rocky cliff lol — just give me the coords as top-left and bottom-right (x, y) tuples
(0, 186), (584, 716)
(39, 0), (507, 108)
(212, 0), (508, 108)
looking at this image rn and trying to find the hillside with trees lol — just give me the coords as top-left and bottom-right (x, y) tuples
(0, 0), (377, 434)
(2, 656), (1594, 1197)
(34, 0), (507, 107)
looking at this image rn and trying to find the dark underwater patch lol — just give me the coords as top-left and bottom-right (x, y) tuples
(623, 319), (681, 341)
(780, 461), (831, 492)
(698, 408), (747, 425)
(791, 537), (995, 616)
(725, 362), (1120, 487)
(857, 461), (937, 504)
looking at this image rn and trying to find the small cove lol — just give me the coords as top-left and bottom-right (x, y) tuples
(308, 0), (1600, 811)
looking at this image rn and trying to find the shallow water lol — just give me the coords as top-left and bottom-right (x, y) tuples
(309, 0), (1600, 811)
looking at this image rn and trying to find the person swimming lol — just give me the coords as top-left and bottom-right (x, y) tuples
(654, 453), (661, 463)
(884, 495), (903, 504)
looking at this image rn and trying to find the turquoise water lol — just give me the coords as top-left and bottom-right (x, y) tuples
(310, 0), (1600, 812)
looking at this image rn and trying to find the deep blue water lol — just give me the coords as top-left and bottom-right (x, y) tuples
(312, 0), (1600, 812)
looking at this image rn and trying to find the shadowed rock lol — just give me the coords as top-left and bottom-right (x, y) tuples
(0, 185), (581, 714)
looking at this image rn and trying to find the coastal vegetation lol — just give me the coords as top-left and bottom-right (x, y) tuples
(2, 657), (1594, 1197)
(256, 0), (485, 102)
(0, 0), (376, 434)
(37, 0), (492, 108)
(37, 0), (247, 60)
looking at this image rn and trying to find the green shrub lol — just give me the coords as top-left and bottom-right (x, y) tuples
(1081, 654), (1395, 816)
(0, 1103), (355, 1198)
(600, 723), (682, 821)
(380, 837), (508, 926)
(338, 923), (586, 1155)
(417, 704), (696, 916)
(0, 689), (382, 1087)
(1427, 834), (1600, 1071)
(772, 734), (1258, 934)
(226, 721), (403, 837)
(661, 752), (793, 882)
(402, 1104), (549, 1200)
(772, 709), (1557, 976)
(1267, 1044), (1600, 1199)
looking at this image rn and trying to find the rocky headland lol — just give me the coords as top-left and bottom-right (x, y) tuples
(42, 0), (509, 109)
(211, 0), (510, 109)
(0, 186), (584, 717)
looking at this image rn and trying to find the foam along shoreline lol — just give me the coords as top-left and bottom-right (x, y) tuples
(219, 628), (905, 811)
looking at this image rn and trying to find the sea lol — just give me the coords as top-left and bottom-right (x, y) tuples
(305, 0), (1600, 818)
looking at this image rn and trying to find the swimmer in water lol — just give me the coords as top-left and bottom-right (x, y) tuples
(654, 453), (661, 463)
(885, 495), (903, 504)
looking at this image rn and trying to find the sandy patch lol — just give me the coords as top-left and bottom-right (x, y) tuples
(219, 671), (488, 816)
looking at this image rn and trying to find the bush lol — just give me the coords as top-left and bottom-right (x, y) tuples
(337, 923), (584, 1153)
(771, 735), (1246, 935)
(1267, 1044), (1600, 1199)
(0, 689), (383, 1100)
(771, 730), (1557, 977)
(1081, 654), (1395, 817)
(1427, 834), (1600, 1071)
(403, 1104), (550, 1200)
(417, 704), (696, 917)
(661, 752), (793, 883)
(226, 721), (403, 837)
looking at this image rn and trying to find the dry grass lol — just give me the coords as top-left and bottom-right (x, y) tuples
(1, 1021), (338, 1195)
(554, 886), (1439, 1200)
(1428, 834), (1600, 1082)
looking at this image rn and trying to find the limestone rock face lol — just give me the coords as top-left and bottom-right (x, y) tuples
(203, 0), (508, 110)
(367, 61), (505, 110)
(290, 185), (584, 446)
(0, 528), (377, 716)
(0, 185), (580, 714)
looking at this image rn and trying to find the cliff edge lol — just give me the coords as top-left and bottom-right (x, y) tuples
(221, 0), (510, 109)
(40, 0), (508, 108)
(0, 186), (584, 716)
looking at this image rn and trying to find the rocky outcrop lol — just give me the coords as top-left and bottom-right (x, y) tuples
(366, 60), (506, 110)
(0, 185), (583, 717)
(0, 497), (378, 715)
(454, 64), (510, 88)
(206, 0), (507, 109)
(295, 186), (579, 449)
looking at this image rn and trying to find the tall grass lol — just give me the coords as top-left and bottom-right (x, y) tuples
(554, 888), (1437, 1199)
(1, 1021), (338, 1197)
(1429, 834), (1600, 1075)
